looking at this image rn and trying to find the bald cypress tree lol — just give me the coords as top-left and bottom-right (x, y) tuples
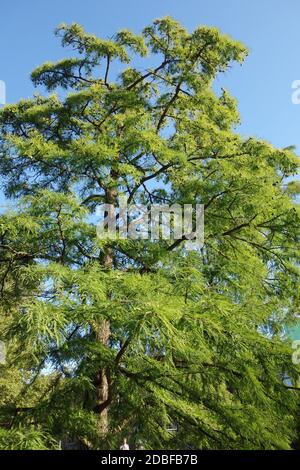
(0, 17), (299, 449)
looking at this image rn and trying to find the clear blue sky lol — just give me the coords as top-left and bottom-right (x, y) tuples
(1, 0), (300, 158)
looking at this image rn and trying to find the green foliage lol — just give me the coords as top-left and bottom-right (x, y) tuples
(0, 427), (58, 450)
(0, 17), (299, 450)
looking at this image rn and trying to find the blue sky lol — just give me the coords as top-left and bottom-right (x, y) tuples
(0, 0), (300, 159)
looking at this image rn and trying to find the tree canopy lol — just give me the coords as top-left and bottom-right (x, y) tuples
(0, 17), (299, 450)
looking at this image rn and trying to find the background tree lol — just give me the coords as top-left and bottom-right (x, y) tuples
(0, 17), (299, 449)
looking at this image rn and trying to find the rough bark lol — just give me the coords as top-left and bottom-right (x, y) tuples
(94, 184), (117, 438)
(94, 320), (111, 436)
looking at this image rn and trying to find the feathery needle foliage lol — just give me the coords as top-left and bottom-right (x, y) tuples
(0, 17), (299, 449)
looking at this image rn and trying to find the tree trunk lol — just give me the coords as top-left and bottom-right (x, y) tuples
(95, 319), (111, 436)
(94, 184), (117, 439)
